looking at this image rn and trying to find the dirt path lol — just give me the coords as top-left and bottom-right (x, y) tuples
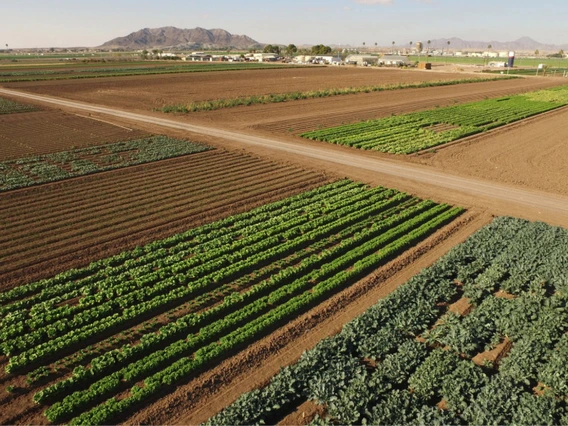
(2, 87), (568, 229)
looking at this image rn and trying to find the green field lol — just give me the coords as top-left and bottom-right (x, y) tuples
(0, 136), (211, 192)
(0, 180), (463, 424)
(0, 62), (299, 82)
(301, 85), (568, 154)
(209, 216), (568, 426)
(409, 54), (568, 68)
(484, 67), (568, 77)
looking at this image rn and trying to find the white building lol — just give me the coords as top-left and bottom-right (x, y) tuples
(345, 54), (379, 65)
(252, 53), (279, 62)
(379, 55), (411, 66)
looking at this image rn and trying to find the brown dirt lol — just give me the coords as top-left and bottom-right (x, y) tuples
(3, 67), (497, 112)
(124, 210), (490, 425)
(415, 105), (568, 197)
(0, 110), (147, 160)
(447, 296), (473, 316)
(472, 337), (512, 367)
(1, 67), (567, 425)
(277, 400), (326, 426)
(0, 150), (329, 290)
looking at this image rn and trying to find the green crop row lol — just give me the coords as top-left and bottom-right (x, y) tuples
(301, 85), (568, 154)
(0, 180), (463, 424)
(209, 217), (568, 426)
(0, 135), (211, 192)
(0, 96), (38, 114)
(0, 63), (298, 83)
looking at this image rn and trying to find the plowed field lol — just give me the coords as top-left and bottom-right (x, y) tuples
(415, 105), (568, 196)
(0, 150), (329, 290)
(4, 67), (499, 111)
(0, 110), (147, 160)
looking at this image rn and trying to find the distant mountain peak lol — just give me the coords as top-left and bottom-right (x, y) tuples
(424, 36), (563, 52)
(100, 27), (261, 50)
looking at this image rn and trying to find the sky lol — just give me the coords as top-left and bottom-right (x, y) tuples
(1, 0), (567, 48)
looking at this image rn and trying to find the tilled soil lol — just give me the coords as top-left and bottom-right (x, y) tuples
(0, 149), (329, 290)
(414, 105), (568, 196)
(1, 69), (567, 425)
(3, 66), (500, 111)
(0, 110), (148, 160)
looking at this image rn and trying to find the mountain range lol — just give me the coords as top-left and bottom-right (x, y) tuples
(100, 28), (566, 53)
(414, 36), (567, 52)
(100, 27), (261, 50)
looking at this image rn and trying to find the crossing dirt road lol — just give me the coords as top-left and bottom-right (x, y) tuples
(2, 87), (568, 228)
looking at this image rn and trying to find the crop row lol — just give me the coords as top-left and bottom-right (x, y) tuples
(0, 135), (211, 192)
(209, 217), (568, 426)
(0, 180), (463, 424)
(0, 63), (297, 82)
(301, 85), (568, 154)
(0, 96), (38, 114)
(161, 76), (515, 113)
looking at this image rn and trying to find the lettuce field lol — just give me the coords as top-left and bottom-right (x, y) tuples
(0, 180), (462, 424)
(301, 85), (568, 154)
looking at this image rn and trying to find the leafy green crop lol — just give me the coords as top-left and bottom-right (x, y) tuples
(0, 135), (211, 191)
(0, 180), (462, 424)
(0, 96), (38, 114)
(301, 85), (568, 154)
(208, 217), (568, 425)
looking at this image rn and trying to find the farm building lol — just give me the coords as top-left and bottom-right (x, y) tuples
(251, 53), (279, 62)
(345, 54), (379, 65)
(379, 55), (411, 66)
(186, 53), (212, 61)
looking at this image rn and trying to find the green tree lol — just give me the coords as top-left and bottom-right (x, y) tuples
(534, 49), (539, 56)
(263, 44), (281, 54)
(285, 44), (298, 56)
(311, 44), (332, 55)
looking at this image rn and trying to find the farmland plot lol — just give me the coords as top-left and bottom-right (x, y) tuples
(0, 150), (328, 289)
(0, 110), (149, 160)
(0, 136), (210, 191)
(0, 180), (462, 425)
(209, 217), (568, 426)
(0, 96), (37, 114)
(302, 85), (568, 154)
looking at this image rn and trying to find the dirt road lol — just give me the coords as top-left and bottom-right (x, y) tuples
(2, 87), (568, 227)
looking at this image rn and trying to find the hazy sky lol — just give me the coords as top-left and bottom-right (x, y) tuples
(2, 0), (566, 48)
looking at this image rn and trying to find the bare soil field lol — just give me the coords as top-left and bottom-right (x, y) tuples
(414, 105), (568, 196)
(0, 149), (329, 290)
(3, 66), (500, 111)
(0, 110), (147, 160)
